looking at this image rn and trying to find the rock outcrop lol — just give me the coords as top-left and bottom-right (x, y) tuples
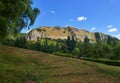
(26, 26), (118, 42)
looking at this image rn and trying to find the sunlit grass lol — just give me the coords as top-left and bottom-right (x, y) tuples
(0, 45), (120, 83)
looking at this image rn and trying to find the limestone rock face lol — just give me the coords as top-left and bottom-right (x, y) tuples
(26, 26), (118, 42)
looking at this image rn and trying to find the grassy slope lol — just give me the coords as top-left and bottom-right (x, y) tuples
(0, 45), (120, 83)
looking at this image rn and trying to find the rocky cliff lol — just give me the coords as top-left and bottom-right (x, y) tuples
(26, 26), (118, 42)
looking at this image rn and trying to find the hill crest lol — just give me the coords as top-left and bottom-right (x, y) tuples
(26, 26), (118, 42)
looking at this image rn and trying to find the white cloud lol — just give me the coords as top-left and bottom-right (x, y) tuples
(107, 25), (118, 32)
(50, 11), (55, 14)
(108, 28), (118, 32)
(107, 25), (112, 28)
(116, 33), (120, 40)
(111, 34), (120, 40)
(77, 16), (87, 21)
(91, 27), (96, 31)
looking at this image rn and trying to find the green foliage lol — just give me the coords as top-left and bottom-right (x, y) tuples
(95, 32), (101, 42)
(2, 35), (120, 61)
(111, 43), (120, 60)
(83, 58), (120, 66)
(84, 36), (90, 43)
(102, 44), (113, 58)
(76, 42), (84, 55)
(72, 47), (80, 55)
(14, 37), (27, 48)
(66, 36), (76, 53)
(0, 0), (40, 40)
(107, 35), (119, 46)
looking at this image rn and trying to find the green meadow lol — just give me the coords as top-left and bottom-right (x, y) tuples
(0, 45), (120, 83)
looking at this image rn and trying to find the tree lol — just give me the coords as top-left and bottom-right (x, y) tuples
(76, 42), (84, 55)
(102, 44), (113, 58)
(112, 43), (120, 60)
(95, 32), (101, 42)
(83, 36), (92, 57)
(0, 0), (40, 40)
(92, 42), (104, 58)
(66, 36), (76, 53)
(14, 37), (27, 48)
(84, 36), (90, 43)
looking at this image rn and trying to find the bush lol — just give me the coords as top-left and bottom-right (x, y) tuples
(84, 58), (120, 66)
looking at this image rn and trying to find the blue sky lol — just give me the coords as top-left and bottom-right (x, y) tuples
(21, 0), (120, 39)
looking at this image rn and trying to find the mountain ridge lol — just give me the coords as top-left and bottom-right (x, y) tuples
(26, 26), (119, 42)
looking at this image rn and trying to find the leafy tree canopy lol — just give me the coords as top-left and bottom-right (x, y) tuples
(0, 0), (40, 40)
